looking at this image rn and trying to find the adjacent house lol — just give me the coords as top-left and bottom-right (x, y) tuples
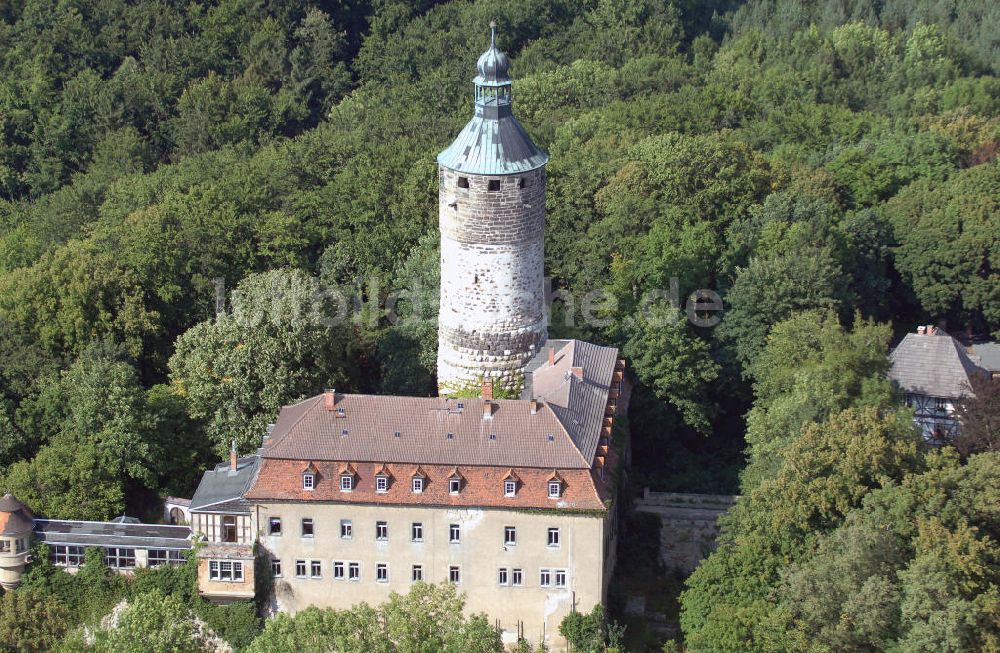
(0, 492), (192, 590)
(190, 449), (260, 603)
(888, 326), (988, 440)
(971, 342), (1000, 379)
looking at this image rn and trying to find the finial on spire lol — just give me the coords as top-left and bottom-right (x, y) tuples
(490, 20), (497, 48)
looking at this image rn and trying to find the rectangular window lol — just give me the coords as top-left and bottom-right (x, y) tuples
(412, 565), (423, 582)
(412, 477), (424, 493)
(449, 524), (460, 543)
(303, 473), (315, 490)
(498, 568), (509, 585)
(348, 562), (360, 581)
(555, 569), (566, 587)
(268, 517), (282, 536)
(376, 476), (388, 493)
(301, 518), (314, 538)
(51, 545), (85, 567)
(458, 177), (469, 189)
(221, 515), (237, 543)
(547, 528), (560, 547)
(504, 480), (517, 497)
(310, 560), (322, 578)
(512, 568), (523, 586)
(504, 526), (516, 546)
(548, 481), (561, 498)
(340, 519), (353, 539)
(105, 547), (136, 569)
(411, 523), (423, 542)
(539, 569), (552, 587)
(271, 560), (282, 577)
(340, 475), (353, 492)
(376, 521), (388, 541)
(449, 478), (461, 494)
(376, 563), (388, 583)
(488, 179), (501, 191)
(148, 549), (172, 567)
(0, 540), (7, 553)
(209, 560), (243, 582)
(295, 560), (307, 578)
(449, 565), (461, 584)
(333, 561), (345, 580)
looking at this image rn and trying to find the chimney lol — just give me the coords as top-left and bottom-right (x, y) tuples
(530, 399), (538, 415)
(481, 380), (494, 401)
(483, 401), (495, 419)
(571, 366), (584, 380)
(230, 440), (237, 472)
(917, 326), (926, 336)
(324, 388), (336, 411)
(548, 347), (555, 366)
(928, 325), (938, 336)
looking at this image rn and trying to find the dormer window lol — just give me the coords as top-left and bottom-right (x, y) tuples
(449, 478), (461, 494)
(504, 480), (517, 497)
(548, 481), (561, 498)
(303, 473), (315, 491)
(376, 475), (389, 493)
(412, 477), (424, 494)
(340, 474), (353, 492)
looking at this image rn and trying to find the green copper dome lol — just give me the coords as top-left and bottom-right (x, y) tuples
(437, 23), (548, 176)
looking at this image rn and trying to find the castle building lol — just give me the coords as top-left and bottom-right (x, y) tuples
(188, 29), (628, 649)
(436, 24), (549, 395)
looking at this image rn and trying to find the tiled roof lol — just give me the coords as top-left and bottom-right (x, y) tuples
(889, 331), (986, 398)
(34, 519), (192, 550)
(245, 460), (605, 511)
(262, 394), (591, 469)
(528, 340), (620, 463)
(190, 456), (260, 513)
(0, 494), (33, 535)
(243, 339), (621, 511)
(972, 342), (1000, 372)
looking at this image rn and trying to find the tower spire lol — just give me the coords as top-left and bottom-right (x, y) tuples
(490, 19), (496, 48)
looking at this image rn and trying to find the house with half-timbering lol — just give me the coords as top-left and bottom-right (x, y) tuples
(889, 325), (988, 440)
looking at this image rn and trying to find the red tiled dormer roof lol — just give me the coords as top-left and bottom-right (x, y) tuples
(244, 460), (606, 511)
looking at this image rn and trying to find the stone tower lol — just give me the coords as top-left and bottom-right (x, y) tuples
(436, 24), (549, 395)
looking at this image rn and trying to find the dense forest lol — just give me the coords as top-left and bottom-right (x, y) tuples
(0, 0), (998, 651)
